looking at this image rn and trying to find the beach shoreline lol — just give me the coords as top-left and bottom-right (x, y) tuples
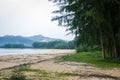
(0, 49), (75, 70)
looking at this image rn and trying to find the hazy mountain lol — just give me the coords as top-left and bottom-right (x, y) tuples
(28, 35), (57, 42)
(0, 35), (33, 46)
(0, 35), (58, 46)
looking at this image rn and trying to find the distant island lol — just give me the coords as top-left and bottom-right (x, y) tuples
(0, 35), (75, 49)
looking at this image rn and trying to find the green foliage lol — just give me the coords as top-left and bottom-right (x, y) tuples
(55, 72), (79, 77)
(32, 42), (47, 48)
(21, 68), (49, 76)
(58, 52), (120, 68)
(22, 68), (79, 79)
(50, 0), (120, 59)
(76, 45), (100, 53)
(7, 74), (26, 80)
(68, 40), (75, 49)
(3, 43), (25, 48)
(32, 40), (75, 49)
(76, 45), (89, 52)
(6, 66), (26, 80)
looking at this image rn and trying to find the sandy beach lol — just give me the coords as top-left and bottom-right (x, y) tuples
(0, 49), (120, 80)
(0, 49), (75, 70)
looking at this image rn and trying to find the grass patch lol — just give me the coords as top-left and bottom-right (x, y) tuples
(5, 66), (27, 80)
(21, 68), (49, 77)
(22, 68), (79, 80)
(55, 72), (79, 77)
(1, 64), (79, 80)
(0, 64), (80, 80)
(18, 66), (52, 80)
(58, 51), (120, 68)
(22, 68), (78, 77)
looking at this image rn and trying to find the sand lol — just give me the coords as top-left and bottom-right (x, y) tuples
(30, 60), (120, 80)
(0, 49), (75, 70)
(0, 49), (120, 80)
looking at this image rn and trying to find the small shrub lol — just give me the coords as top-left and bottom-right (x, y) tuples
(76, 45), (100, 53)
(8, 74), (26, 80)
(6, 65), (27, 80)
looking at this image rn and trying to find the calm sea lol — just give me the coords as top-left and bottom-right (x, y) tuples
(0, 48), (54, 56)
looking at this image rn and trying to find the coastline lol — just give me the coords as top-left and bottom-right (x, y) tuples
(0, 48), (75, 56)
(0, 49), (75, 70)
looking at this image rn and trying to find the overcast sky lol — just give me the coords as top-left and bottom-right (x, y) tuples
(0, 0), (74, 40)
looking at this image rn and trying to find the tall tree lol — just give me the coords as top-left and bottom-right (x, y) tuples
(49, 0), (120, 59)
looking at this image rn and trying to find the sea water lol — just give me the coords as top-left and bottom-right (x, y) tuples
(0, 48), (54, 55)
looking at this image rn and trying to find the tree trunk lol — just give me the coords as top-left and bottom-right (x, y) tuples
(108, 12), (117, 58)
(99, 27), (106, 59)
(111, 29), (117, 58)
(109, 40), (113, 58)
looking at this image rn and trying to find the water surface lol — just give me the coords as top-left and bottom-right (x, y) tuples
(0, 48), (54, 55)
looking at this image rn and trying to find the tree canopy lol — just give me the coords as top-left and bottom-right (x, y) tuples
(49, 0), (120, 59)
(32, 40), (75, 49)
(3, 43), (25, 48)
